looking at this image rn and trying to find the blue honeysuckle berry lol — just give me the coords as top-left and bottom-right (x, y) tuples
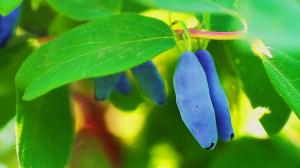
(0, 7), (20, 47)
(132, 61), (166, 106)
(115, 73), (132, 95)
(94, 61), (166, 106)
(95, 73), (121, 101)
(174, 52), (218, 150)
(195, 50), (234, 141)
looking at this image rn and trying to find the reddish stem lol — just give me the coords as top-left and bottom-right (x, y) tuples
(175, 28), (246, 40)
(72, 94), (122, 168)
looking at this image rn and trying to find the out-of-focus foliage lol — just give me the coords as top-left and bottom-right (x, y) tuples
(19, 0), (56, 35)
(47, 0), (121, 20)
(48, 15), (82, 36)
(0, 36), (33, 129)
(239, 0), (300, 50)
(211, 137), (300, 168)
(134, 0), (236, 14)
(223, 41), (291, 135)
(109, 75), (144, 111)
(69, 131), (111, 168)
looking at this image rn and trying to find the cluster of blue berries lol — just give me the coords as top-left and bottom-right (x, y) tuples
(2, 7), (233, 151)
(95, 50), (233, 150)
(95, 61), (167, 106)
(0, 7), (20, 47)
(174, 50), (234, 150)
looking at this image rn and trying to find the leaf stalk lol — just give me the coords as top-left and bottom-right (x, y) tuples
(175, 28), (246, 40)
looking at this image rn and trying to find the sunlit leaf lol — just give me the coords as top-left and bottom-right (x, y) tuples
(225, 41), (290, 135)
(262, 49), (300, 119)
(16, 14), (175, 101)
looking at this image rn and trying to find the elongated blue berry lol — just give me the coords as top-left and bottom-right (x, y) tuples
(0, 7), (20, 47)
(95, 73), (121, 101)
(115, 73), (132, 94)
(174, 52), (218, 150)
(132, 61), (166, 105)
(195, 50), (234, 141)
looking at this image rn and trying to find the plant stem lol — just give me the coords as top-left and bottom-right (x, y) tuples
(174, 29), (246, 40)
(201, 13), (210, 49)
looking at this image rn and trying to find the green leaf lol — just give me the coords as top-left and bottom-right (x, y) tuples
(225, 41), (290, 135)
(262, 49), (300, 119)
(16, 14), (175, 101)
(16, 87), (74, 168)
(0, 37), (32, 130)
(0, 0), (22, 15)
(239, 0), (300, 50)
(211, 137), (300, 168)
(47, 0), (122, 20)
(134, 0), (236, 14)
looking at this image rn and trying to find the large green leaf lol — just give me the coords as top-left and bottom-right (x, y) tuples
(239, 0), (300, 50)
(134, 0), (235, 14)
(225, 41), (290, 135)
(47, 0), (121, 20)
(16, 87), (74, 168)
(262, 50), (300, 119)
(0, 37), (32, 130)
(0, 0), (21, 15)
(16, 14), (175, 101)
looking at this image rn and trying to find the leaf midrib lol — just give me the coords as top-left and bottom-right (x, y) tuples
(264, 58), (300, 100)
(21, 36), (173, 90)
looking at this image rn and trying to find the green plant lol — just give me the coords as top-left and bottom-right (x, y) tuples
(1, 0), (300, 167)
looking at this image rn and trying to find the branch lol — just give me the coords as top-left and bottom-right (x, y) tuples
(174, 29), (246, 40)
